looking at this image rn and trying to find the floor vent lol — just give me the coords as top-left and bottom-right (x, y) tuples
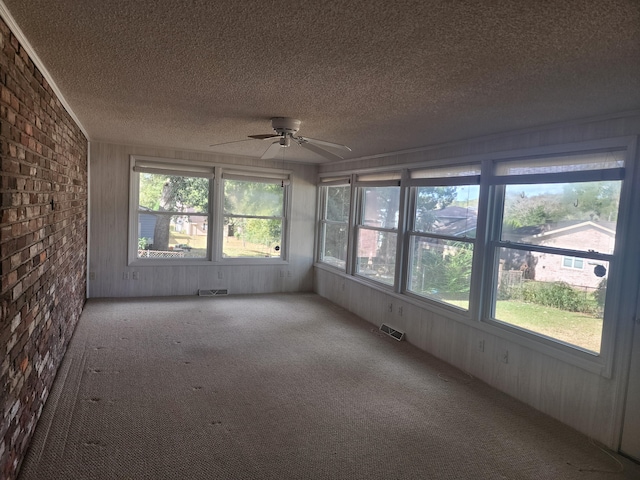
(198, 289), (229, 297)
(380, 323), (405, 341)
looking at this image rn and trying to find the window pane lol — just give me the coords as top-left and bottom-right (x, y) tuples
(222, 218), (282, 258)
(494, 247), (608, 353)
(501, 181), (621, 254)
(139, 173), (208, 213)
(137, 214), (208, 259)
(224, 179), (283, 216)
(321, 223), (348, 269)
(325, 185), (350, 222)
(356, 229), (396, 285)
(414, 185), (479, 238)
(495, 150), (624, 176)
(407, 237), (473, 309)
(361, 187), (400, 228)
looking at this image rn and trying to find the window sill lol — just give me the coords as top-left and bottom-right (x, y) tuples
(128, 258), (289, 267)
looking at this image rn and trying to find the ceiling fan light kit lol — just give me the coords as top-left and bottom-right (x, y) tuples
(243, 117), (351, 162)
(270, 117), (301, 135)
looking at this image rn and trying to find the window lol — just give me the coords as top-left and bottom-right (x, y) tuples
(222, 175), (286, 258)
(315, 144), (630, 364)
(489, 150), (625, 353)
(354, 175), (401, 286)
(129, 156), (290, 263)
(134, 162), (213, 260)
(318, 180), (351, 269)
(406, 165), (480, 310)
(562, 256), (584, 269)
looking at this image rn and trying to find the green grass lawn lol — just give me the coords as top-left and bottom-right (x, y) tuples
(169, 233), (279, 258)
(446, 299), (602, 353)
(495, 301), (602, 352)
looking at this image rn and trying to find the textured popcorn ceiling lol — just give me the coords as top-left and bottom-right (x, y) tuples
(3, 0), (640, 163)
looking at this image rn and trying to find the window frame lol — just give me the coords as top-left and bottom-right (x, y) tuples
(317, 177), (352, 271)
(128, 155), (291, 266)
(314, 136), (637, 376)
(352, 176), (403, 289)
(562, 256), (584, 269)
(477, 143), (632, 374)
(403, 171), (481, 312)
(219, 171), (289, 262)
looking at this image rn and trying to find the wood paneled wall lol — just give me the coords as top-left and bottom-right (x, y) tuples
(315, 112), (640, 449)
(88, 142), (317, 297)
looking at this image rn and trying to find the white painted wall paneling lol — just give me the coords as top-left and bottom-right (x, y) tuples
(314, 113), (640, 450)
(89, 142), (317, 297)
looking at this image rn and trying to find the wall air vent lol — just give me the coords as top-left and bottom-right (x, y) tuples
(380, 324), (404, 341)
(198, 289), (228, 296)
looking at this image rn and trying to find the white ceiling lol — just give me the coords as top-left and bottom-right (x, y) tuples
(3, 0), (640, 163)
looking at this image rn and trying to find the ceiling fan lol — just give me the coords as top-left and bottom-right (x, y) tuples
(231, 117), (352, 161)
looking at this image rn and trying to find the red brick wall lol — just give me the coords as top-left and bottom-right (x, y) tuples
(0, 17), (88, 480)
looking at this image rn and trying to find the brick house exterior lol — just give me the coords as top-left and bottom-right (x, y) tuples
(526, 221), (614, 290)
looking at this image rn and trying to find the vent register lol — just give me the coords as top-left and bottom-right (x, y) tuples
(198, 289), (229, 296)
(380, 324), (405, 341)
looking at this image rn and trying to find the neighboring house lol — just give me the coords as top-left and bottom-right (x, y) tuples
(508, 221), (615, 290)
(138, 207), (157, 245)
(430, 205), (477, 237)
(183, 217), (208, 236)
(139, 207), (207, 249)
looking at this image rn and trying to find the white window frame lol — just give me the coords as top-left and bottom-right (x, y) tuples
(478, 142), (631, 375)
(352, 175), (403, 289)
(317, 177), (352, 271)
(562, 256), (584, 269)
(128, 155), (291, 266)
(314, 136), (637, 376)
(219, 170), (290, 263)
(404, 170), (481, 312)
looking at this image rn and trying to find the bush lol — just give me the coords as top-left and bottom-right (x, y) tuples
(138, 237), (149, 250)
(593, 278), (607, 308)
(518, 281), (597, 314)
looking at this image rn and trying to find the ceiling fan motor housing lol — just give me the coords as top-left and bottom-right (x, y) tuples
(271, 117), (301, 135)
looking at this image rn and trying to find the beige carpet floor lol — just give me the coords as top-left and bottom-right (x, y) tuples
(18, 293), (640, 479)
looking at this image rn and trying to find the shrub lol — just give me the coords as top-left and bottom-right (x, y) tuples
(138, 237), (149, 250)
(593, 278), (607, 308)
(519, 281), (597, 314)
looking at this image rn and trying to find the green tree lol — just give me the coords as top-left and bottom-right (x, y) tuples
(503, 193), (568, 229)
(323, 186), (350, 261)
(562, 181), (621, 222)
(139, 173), (209, 250)
(326, 185), (350, 222)
(362, 186), (400, 278)
(224, 180), (283, 250)
(414, 186), (457, 231)
(412, 243), (473, 294)
(443, 243), (474, 292)
(503, 181), (622, 229)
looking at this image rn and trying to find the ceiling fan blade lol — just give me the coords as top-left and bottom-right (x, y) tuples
(297, 136), (351, 153)
(248, 134), (280, 140)
(209, 138), (253, 147)
(298, 141), (345, 161)
(261, 141), (283, 160)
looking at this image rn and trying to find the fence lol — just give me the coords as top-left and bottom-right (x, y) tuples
(138, 250), (185, 258)
(499, 269), (524, 297)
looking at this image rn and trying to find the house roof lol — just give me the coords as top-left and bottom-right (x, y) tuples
(2, 0), (639, 163)
(503, 220), (617, 243)
(530, 220), (616, 239)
